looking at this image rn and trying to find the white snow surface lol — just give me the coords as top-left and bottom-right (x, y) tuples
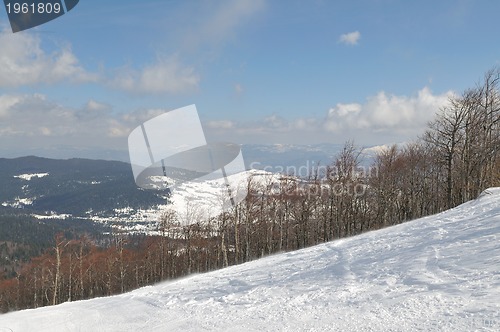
(13, 173), (49, 181)
(32, 213), (72, 220)
(2, 197), (39, 208)
(168, 169), (275, 221)
(1, 188), (500, 331)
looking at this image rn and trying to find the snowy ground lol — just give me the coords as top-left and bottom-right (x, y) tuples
(1, 189), (499, 331)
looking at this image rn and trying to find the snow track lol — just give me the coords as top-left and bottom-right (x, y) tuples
(1, 189), (500, 331)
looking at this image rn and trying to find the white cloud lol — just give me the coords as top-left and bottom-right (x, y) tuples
(0, 94), (80, 137)
(339, 31), (361, 45)
(0, 87), (453, 158)
(204, 115), (321, 144)
(107, 119), (131, 138)
(111, 56), (200, 94)
(51, 49), (98, 83)
(0, 29), (98, 87)
(0, 28), (196, 94)
(325, 87), (453, 134)
(0, 93), (172, 151)
(204, 88), (453, 145)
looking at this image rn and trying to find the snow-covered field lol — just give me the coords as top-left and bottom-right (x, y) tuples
(167, 169), (275, 221)
(13, 173), (49, 181)
(91, 169), (277, 234)
(1, 189), (499, 331)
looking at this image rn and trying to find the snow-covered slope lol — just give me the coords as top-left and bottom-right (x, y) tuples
(102, 169), (278, 234)
(167, 169), (278, 221)
(1, 189), (500, 331)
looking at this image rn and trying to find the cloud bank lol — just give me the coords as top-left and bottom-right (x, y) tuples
(0, 29), (98, 87)
(205, 87), (453, 144)
(0, 87), (453, 159)
(325, 87), (453, 134)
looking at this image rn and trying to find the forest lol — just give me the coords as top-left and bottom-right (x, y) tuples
(0, 68), (499, 313)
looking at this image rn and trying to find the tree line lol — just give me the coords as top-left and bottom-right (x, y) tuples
(0, 67), (498, 313)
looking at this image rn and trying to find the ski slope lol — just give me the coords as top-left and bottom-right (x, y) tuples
(1, 189), (500, 331)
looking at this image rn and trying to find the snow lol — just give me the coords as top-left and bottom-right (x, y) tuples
(13, 173), (49, 181)
(2, 197), (34, 208)
(1, 188), (499, 331)
(91, 170), (277, 235)
(361, 143), (400, 158)
(168, 169), (271, 221)
(32, 213), (72, 220)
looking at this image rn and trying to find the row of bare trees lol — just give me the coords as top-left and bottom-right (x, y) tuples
(0, 231), (222, 312)
(1, 68), (498, 313)
(424, 68), (500, 208)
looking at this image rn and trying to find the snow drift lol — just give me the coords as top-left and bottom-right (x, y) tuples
(1, 189), (499, 331)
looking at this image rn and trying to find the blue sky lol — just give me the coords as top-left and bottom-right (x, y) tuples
(1, 0), (500, 160)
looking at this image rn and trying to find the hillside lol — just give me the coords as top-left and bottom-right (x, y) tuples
(0, 156), (168, 217)
(0, 156), (170, 271)
(0, 156), (276, 233)
(1, 189), (499, 331)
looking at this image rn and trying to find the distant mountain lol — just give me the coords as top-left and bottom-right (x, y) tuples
(2, 143), (380, 169)
(242, 143), (379, 171)
(0, 156), (168, 217)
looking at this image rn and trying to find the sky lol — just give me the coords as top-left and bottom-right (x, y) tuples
(1, 0), (500, 160)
